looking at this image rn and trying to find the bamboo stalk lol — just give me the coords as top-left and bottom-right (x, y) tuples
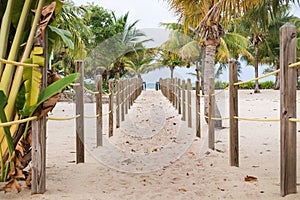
(0, 0), (14, 77)
(0, 0), (33, 96)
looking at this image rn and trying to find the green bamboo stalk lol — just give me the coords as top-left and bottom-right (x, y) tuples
(5, 0), (46, 122)
(0, 0), (33, 96)
(0, 0), (45, 165)
(0, 0), (14, 78)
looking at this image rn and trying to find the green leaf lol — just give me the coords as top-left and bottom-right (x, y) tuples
(48, 25), (74, 49)
(0, 91), (13, 156)
(23, 66), (42, 108)
(37, 73), (79, 106)
(16, 84), (26, 116)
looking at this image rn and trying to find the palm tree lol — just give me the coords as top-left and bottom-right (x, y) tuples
(165, 0), (299, 127)
(124, 49), (154, 78)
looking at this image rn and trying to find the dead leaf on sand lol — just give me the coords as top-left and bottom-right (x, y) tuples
(244, 175), (258, 182)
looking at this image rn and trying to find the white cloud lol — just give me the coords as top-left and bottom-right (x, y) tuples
(73, 0), (178, 28)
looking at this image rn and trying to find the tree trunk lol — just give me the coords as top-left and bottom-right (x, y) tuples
(254, 44), (260, 93)
(200, 46), (205, 95)
(203, 45), (222, 128)
(170, 66), (174, 79)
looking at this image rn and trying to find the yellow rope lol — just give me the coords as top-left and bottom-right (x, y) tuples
(204, 115), (230, 120)
(102, 110), (112, 116)
(0, 58), (39, 67)
(47, 115), (80, 121)
(84, 87), (99, 95)
(234, 116), (280, 122)
(289, 118), (300, 122)
(212, 86), (229, 96)
(0, 116), (37, 127)
(84, 114), (100, 119)
(234, 69), (280, 86)
(102, 93), (111, 96)
(288, 61), (300, 68)
(70, 83), (80, 86)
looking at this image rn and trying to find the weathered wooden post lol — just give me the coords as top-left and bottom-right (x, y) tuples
(196, 80), (201, 138)
(182, 80), (186, 121)
(75, 60), (85, 163)
(178, 79), (181, 114)
(208, 78), (215, 149)
(96, 75), (103, 146)
(108, 80), (114, 137)
(32, 31), (48, 194)
(125, 79), (128, 114)
(121, 80), (125, 121)
(116, 80), (120, 128)
(229, 60), (239, 167)
(187, 78), (192, 128)
(280, 23), (297, 196)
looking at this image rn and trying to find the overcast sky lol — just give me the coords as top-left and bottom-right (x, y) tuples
(73, 0), (178, 28)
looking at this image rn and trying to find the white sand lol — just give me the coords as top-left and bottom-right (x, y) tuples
(1, 89), (300, 199)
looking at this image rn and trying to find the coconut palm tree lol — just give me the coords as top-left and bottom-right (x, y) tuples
(165, 0), (299, 127)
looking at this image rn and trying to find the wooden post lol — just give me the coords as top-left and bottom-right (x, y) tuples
(178, 79), (181, 114)
(280, 23), (297, 196)
(108, 80), (114, 137)
(32, 31), (48, 194)
(96, 75), (103, 146)
(182, 80), (186, 121)
(229, 60), (239, 167)
(187, 78), (192, 128)
(125, 79), (128, 114)
(121, 80), (125, 121)
(196, 80), (201, 138)
(208, 78), (215, 150)
(116, 80), (120, 128)
(175, 78), (178, 110)
(75, 60), (85, 163)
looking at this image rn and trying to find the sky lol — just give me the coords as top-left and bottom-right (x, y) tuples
(73, 0), (299, 83)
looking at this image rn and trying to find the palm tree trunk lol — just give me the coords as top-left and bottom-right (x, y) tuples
(254, 44), (260, 93)
(203, 45), (222, 128)
(200, 46), (205, 95)
(170, 66), (174, 79)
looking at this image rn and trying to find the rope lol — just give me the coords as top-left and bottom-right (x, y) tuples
(84, 86), (99, 95)
(288, 61), (300, 68)
(234, 116), (280, 122)
(84, 114), (100, 119)
(0, 58), (39, 67)
(102, 110), (112, 116)
(234, 69), (280, 86)
(0, 116), (38, 127)
(204, 115), (230, 120)
(289, 118), (300, 122)
(47, 115), (80, 121)
(70, 83), (80, 86)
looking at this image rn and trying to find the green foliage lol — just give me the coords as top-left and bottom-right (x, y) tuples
(238, 81), (274, 89)
(215, 81), (229, 89)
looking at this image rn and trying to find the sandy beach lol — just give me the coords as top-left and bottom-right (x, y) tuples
(1, 89), (300, 199)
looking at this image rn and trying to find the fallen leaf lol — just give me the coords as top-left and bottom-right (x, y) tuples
(244, 175), (258, 182)
(187, 151), (195, 155)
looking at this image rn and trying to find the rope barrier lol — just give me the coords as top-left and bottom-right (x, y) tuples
(234, 69), (280, 86)
(0, 116), (38, 127)
(234, 116), (280, 122)
(84, 114), (100, 119)
(47, 115), (80, 121)
(0, 58), (39, 67)
(83, 86), (99, 95)
(102, 110), (112, 117)
(288, 61), (300, 68)
(70, 83), (80, 86)
(204, 115), (230, 120)
(289, 118), (300, 122)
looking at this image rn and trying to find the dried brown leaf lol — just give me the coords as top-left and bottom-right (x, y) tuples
(244, 175), (258, 182)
